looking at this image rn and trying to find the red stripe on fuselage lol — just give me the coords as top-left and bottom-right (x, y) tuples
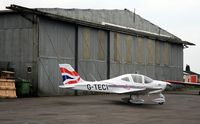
(60, 67), (79, 76)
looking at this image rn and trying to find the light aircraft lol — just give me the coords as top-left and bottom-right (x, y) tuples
(59, 64), (171, 104)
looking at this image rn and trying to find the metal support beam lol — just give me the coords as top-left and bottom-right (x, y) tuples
(75, 24), (78, 72)
(107, 31), (110, 79)
(75, 24), (78, 96)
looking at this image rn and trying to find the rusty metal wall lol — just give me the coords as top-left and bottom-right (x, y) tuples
(0, 13), (38, 95)
(136, 37), (145, 64)
(78, 26), (107, 81)
(110, 32), (136, 78)
(110, 32), (120, 77)
(109, 31), (182, 80)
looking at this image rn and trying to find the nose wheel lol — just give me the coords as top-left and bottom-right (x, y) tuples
(158, 102), (164, 105)
(152, 93), (165, 105)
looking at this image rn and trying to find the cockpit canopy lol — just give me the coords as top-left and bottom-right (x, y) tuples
(143, 76), (153, 84)
(121, 74), (153, 84)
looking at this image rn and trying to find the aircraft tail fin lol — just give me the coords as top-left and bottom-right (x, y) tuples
(59, 64), (83, 88)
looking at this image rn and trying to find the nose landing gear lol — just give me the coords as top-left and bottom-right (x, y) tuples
(152, 93), (165, 105)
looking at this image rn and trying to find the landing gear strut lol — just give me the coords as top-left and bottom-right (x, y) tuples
(129, 94), (144, 104)
(122, 93), (166, 105)
(152, 93), (165, 105)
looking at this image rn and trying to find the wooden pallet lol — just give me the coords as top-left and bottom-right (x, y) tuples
(0, 89), (17, 98)
(0, 71), (15, 79)
(0, 79), (17, 98)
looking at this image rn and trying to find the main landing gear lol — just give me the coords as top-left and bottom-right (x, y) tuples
(129, 94), (144, 104)
(122, 93), (166, 105)
(121, 94), (145, 104)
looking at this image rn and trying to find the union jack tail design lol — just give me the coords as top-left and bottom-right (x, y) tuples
(59, 64), (82, 85)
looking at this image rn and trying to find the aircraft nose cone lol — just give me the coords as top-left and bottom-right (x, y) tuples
(162, 81), (169, 90)
(158, 81), (168, 90)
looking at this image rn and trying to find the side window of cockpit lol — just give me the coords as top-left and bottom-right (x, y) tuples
(132, 75), (143, 83)
(121, 77), (130, 82)
(144, 76), (153, 84)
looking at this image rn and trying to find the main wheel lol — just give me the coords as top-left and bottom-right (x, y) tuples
(158, 102), (164, 105)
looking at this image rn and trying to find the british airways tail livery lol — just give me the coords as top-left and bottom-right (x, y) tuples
(59, 64), (171, 105)
(59, 64), (83, 88)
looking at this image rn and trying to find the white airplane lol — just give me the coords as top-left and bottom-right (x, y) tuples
(59, 64), (171, 104)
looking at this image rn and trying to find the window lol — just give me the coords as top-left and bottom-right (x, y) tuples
(144, 76), (153, 84)
(121, 77), (130, 82)
(132, 75), (143, 83)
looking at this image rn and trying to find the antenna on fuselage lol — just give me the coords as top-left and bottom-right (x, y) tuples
(135, 71), (139, 74)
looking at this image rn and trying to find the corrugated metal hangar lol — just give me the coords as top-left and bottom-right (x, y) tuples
(0, 5), (194, 96)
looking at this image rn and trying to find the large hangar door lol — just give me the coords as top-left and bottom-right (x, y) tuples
(78, 27), (107, 81)
(38, 19), (75, 96)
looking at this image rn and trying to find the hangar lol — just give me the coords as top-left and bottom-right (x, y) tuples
(0, 5), (194, 96)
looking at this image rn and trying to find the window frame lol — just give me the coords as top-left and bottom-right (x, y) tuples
(131, 74), (143, 84)
(144, 76), (153, 84)
(121, 77), (131, 82)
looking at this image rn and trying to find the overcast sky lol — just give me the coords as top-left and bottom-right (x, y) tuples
(1, 0), (200, 73)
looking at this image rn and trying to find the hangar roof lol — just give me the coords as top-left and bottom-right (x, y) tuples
(3, 4), (195, 46)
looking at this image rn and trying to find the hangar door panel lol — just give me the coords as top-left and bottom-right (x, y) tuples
(78, 27), (107, 81)
(38, 18), (75, 96)
(110, 32), (135, 78)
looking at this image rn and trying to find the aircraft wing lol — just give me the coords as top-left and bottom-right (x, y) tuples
(112, 88), (146, 94)
(130, 87), (163, 95)
(112, 87), (163, 95)
(166, 80), (200, 87)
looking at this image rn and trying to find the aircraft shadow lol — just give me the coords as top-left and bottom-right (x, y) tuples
(53, 101), (109, 106)
(53, 99), (162, 109)
(165, 92), (199, 96)
(104, 100), (161, 109)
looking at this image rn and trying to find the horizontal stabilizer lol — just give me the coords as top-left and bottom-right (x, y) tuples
(59, 84), (76, 88)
